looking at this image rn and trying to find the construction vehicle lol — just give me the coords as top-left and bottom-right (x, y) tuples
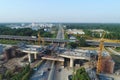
(37, 32), (44, 46)
(97, 32), (106, 74)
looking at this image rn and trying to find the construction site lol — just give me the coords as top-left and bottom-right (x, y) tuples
(0, 26), (120, 80)
(0, 42), (116, 80)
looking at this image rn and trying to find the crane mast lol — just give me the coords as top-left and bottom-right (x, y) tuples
(37, 32), (44, 46)
(97, 39), (104, 73)
(97, 32), (106, 74)
(38, 32), (41, 45)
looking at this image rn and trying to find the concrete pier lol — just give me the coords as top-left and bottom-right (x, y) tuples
(34, 53), (37, 60)
(28, 53), (32, 63)
(70, 58), (74, 67)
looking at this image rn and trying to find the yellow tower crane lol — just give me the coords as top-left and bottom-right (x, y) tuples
(97, 32), (106, 74)
(37, 32), (44, 46)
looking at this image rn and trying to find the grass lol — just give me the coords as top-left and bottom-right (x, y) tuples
(115, 47), (120, 52)
(0, 39), (20, 44)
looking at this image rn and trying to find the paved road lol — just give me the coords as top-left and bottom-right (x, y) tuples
(86, 40), (120, 47)
(30, 61), (52, 80)
(53, 63), (73, 80)
(0, 35), (68, 43)
(86, 68), (98, 80)
(107, 47), (120, 56)
(105, 74), (120, 80)
(53, 25), (67, 80)
(56, 25), (64, 39)
(47, 61), (55, 80)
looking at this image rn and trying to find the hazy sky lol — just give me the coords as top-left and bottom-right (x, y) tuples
(0, 0), (120, 23)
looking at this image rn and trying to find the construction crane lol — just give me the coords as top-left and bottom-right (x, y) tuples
(37, 32), (44, 46)
(97, 32), (106, 74)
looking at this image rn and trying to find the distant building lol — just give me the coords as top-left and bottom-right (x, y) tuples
(69, 36), (76, 39)
(91, 29), (104, 33)
(8, 23), (54, 30)
(66, 29), (85, 35)
(90, 29), (104, 37)
(44, 28), (51, 32)
(69, 36), (76, 42)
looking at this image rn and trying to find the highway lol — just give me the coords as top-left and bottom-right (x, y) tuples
(86, 68), (98, 80)
(0, 35), (68, 43)
(1, 35), (120, 47)
(53, 25), (71, 80)
(47, 25), (65, 80)
(86, 40), (120, 47)
(30, 60), (52, 80)
(48, 61), (55, 80)
(58, 50), (90, 60)
(53, 62), (73, 80)
(30, 25), (65, 80)
(56, 25), (64, 39)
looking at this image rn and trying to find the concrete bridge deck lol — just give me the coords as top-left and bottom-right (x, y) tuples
(0, 35), (68, 43)
(57, 50), (90, 67)
(42, 56), (64, 62)
(86, 40), (120, 47)
(1, 35), (120, 47)
(59, 54), (90, 60)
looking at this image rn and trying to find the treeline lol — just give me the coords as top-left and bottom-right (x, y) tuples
(11, 64), (32, 80)
(66, 23), (120, 31)
(68, 37), (86, 48)
(0, 26), (55, 38)
(84, 29), (120, 39)
(72, 67), (90, 80)
(0, 64), (33, 80)
(66, 23), (120, 39)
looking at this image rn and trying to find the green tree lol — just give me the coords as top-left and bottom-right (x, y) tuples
(68, 42), (78, 49)
(78, 37), (86, 47)
(5, 70), (12, 79)
(72, 67), (90, 80)
(0, 74), (3, 80)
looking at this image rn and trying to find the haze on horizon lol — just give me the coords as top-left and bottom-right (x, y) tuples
(0, 0), (120, 23)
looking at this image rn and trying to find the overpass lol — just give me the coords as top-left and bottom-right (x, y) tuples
(58, 50), (90, 67)
(86, 40), (120, 47)
(0, 35), (69, 43)
(18, 45), (43, 62)
(41, 25), (65, 62)
(41, 56), (64, 62)
(1, 35), (120, 47)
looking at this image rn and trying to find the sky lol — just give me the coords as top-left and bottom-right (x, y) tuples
(0, 0), (120, 23)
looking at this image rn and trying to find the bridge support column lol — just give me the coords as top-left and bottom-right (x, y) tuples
(28, 54), (32, 63)
(34, 53), (37, 60)
(70, 58), (74, 67)
(61, 43), (65, 48)
(52, 40), (53, 44)
(61, 61), (64, 66)
(58, 42), (60, 46)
